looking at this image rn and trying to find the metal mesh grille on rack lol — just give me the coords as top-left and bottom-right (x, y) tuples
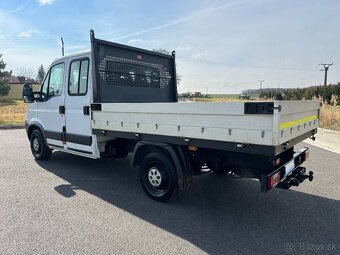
(98, 56), (172, 88)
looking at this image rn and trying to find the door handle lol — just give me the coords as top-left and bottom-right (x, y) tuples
(59, 105), (65, 114)
(83, 106), (90, 115)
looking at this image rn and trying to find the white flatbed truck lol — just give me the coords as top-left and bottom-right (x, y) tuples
(23, 30), (319, 201)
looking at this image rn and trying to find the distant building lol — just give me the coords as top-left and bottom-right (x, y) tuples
(0, 76), (35, 84)
(0, 76), (20, 83)
(190, 92), (203, 98)
(0, 76), (40, 99)
(16, 76), (35, 83)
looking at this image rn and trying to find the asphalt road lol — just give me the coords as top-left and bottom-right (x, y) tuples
(0, 129), (339, 255)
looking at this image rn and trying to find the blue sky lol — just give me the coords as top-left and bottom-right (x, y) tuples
(0, 0), (339, 93)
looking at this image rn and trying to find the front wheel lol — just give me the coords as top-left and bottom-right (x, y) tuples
(139, 151), (177, 202)
(30, 129), (52, 160)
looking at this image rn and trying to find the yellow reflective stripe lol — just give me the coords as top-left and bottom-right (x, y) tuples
(280, 115), (318, 129)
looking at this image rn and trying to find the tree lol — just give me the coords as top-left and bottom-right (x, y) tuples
(0, 54), (11, 97)
(0, 54), (5, 72)
(36, 64), (45, 83)
(15, 67), (35, 81)
(153, 48), (182, 86)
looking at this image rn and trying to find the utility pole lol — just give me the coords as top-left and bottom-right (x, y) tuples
(258, 80), (264, 90)
(61, 37), (64, 56)
(205, 87), (209, 95)
(319, 63), (333, 86)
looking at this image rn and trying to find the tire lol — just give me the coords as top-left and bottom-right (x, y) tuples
(30, 129), (52, 160)
(139, 151), (177, 202)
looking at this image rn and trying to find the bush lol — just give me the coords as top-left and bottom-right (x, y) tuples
(0, 83), (10, 97)
(255, 83), (340, 105)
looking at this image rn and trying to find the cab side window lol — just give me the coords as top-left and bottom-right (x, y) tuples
(41, 72), (50, 96)
(41, 63), (65, 99)
(69, 59), (89, 96)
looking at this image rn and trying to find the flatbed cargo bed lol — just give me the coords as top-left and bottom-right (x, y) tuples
(91, 100), (320, 155)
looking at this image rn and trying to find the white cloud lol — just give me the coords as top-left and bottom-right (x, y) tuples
(18, 30), (41, 38)
(38, 0), (55, 6)
(6, 5), (24, 14)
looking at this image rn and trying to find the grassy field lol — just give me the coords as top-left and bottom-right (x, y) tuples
(208, 94), (239, 99)
(320, 104), (340, 131)
(0, 99), (28, 126)
(190, 94), (244, 102)
(191, 97), (243, 102)
(0, 98), (339, 131)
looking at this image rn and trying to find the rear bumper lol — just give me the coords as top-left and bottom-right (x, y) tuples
(260, 147), (313, 191)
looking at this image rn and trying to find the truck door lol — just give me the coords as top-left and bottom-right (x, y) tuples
(64, 57), (94, 155)
(38, 62), (66, 148)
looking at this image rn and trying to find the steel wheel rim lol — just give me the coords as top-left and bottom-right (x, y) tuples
(148, 167), (162, 187)
(33, 137), (40, 152)
(145, 161), (169, 192)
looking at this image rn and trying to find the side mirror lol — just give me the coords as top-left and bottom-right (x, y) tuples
(22, 83), (34, 103)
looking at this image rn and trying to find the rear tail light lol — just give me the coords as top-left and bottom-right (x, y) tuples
(274, 158), (281, 166)
(267, 171), (281, 190)
(304, 150), (310, 161)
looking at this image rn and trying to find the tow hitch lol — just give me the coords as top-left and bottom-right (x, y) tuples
(260, 147), (313, 192)
(276, 167), (314, 189)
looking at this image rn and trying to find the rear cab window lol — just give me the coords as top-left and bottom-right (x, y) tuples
(68, 58), (89, 96)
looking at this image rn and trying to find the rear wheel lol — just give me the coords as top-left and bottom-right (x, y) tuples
(139, 151), (177, 202)
(30, 129), (52, 160)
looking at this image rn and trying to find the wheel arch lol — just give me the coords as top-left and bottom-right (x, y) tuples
(131, 141), (192, 190)
(26, 122), (47, 144)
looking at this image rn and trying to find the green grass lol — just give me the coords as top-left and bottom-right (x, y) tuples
(208, 94), (239, 99)
(191, 97), (244, 102)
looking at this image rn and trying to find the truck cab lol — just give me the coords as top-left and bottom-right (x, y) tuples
(25, 51), (101, 158)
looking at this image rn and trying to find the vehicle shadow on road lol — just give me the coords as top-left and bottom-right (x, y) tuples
(36, 152), (339, 255)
